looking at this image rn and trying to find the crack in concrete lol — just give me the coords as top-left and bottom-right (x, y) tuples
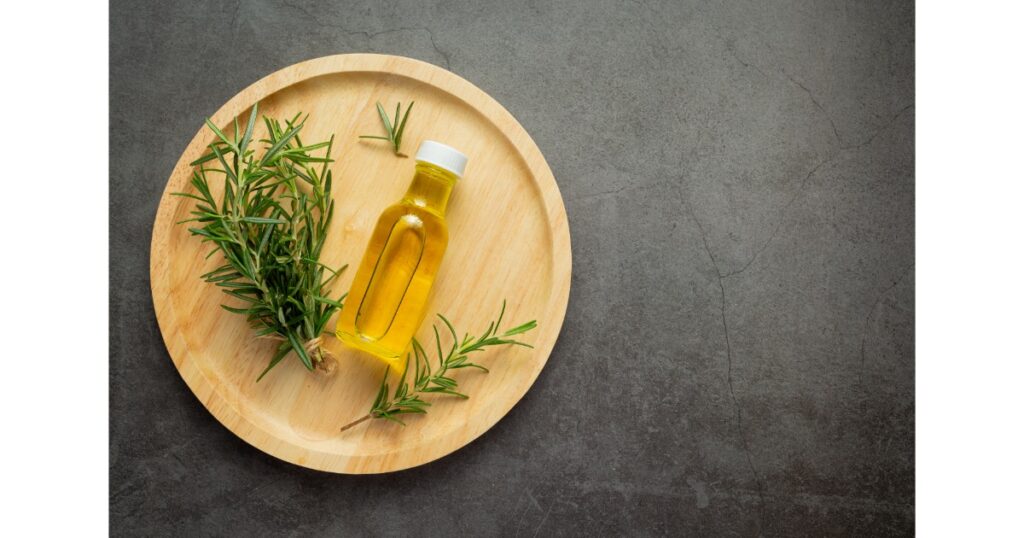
(567, 185), (630, 203)
(706, 100), (909, 278)
(513, 489), (549, 538)
(720, 157), (834, 279)
(722, 39), (769, 80)
(566, 183), (659, 204)
(421, 26), (452, 70)
(858, 263), (914, 391)
(710, 21), (913, 155)
(280, 0), (451, 70)
(532, 502), (554, 538)
(714, 30), (845, 151)
(680, 194), (767, 534)
(779, 67), (845, 147)
(673, 104), (906, 530)
(841, 104), (915, 152)
(670, 63), (899, 529)
(229, 0), (242, 32)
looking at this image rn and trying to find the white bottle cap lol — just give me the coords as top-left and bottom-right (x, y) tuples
(415, 140), (468, 178)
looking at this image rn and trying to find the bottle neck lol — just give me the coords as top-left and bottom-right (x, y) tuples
(402, 162), (458, 216)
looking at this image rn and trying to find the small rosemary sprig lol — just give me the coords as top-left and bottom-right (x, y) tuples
(340, 301), (537, 431)
(173, 103), (346, 381)
(358, 101), (414, 156)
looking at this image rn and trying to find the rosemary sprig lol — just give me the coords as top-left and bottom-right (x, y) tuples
(173, 103), (346, 381)
(340, 301), (538, 431)
(358, 101), (414, 156)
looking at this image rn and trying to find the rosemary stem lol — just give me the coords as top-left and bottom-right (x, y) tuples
(339, 414), (371, 433)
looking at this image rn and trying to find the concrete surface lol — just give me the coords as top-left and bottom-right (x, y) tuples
(110, 0), (914, 535)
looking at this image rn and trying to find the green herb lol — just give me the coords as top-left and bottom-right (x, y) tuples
(358, 101), (414, 156)
(173, 103), (346, 381)
(340, 301), (537, 431)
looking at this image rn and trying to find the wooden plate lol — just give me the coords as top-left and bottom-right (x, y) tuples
(150, 54), (571, 473)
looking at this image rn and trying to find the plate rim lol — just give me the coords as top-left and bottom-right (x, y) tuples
(149, 53), (571, 473)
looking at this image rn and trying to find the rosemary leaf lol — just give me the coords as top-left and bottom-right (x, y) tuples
(359, 101), (415, 156)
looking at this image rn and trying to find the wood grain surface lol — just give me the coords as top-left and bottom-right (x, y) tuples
(149, 54), (571, 474)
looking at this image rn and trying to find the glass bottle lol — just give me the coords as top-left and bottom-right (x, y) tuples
(336, 141), (467, 373)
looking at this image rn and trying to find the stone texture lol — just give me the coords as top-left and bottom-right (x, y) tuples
(110, 0), (914, 535)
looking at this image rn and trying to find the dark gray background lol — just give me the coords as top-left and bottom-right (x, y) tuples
(111, 0), (914, 535)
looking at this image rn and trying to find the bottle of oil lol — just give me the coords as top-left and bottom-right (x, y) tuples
(336, 141), (467, 373)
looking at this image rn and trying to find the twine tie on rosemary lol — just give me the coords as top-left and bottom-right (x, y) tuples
(259, 333), (337, 374)
(301, 335), (328, 357)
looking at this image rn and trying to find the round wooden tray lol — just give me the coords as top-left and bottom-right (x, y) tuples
(150, 54), (570, 473)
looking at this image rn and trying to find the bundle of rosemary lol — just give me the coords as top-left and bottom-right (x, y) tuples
(174, 104), (346, 381)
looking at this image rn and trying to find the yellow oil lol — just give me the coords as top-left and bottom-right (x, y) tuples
(336, 161), (457, 373)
